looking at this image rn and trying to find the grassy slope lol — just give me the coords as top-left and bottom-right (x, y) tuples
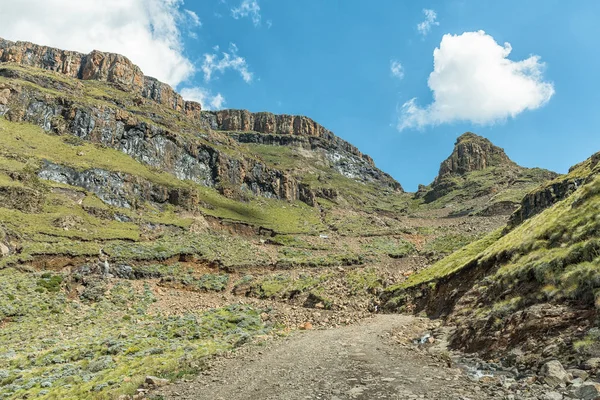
(420, 166), (557, 215)
(0, 269), (271, 400)
(386, 154), (600, 317)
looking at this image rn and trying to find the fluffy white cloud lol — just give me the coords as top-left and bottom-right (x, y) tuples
(0, 0), (201, 87)
(390, 60), (404, 80)
(231, 0), (261, 27)
(398, 30), (555, 131)
(417, 9), (439, 36)
(180, 87), (225, 110)
(202, 43), (253, 83)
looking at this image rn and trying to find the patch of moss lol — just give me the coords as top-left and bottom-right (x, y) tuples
(36, 273), (64, 293)
(346, 267), (383, 294)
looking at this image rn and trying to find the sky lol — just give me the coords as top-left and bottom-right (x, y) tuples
(0, 0), (599, 191)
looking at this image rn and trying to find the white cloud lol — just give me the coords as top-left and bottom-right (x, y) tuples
(0, 0), (200, 87)
(398, 30), (555, 131)
(180, 87), (225, 110)
(231, 0), (261, 27)
(202, 43), (253, 83)
(390, 60), (404, 80)
(417, 9), (439, 36)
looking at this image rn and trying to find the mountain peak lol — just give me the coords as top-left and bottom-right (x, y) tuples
(416, 132), (555, 215)
(437, 132), (514, 178)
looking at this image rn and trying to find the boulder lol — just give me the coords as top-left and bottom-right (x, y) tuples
(572, 381), (600, 400)
(0, 243), (9, 257)
(568, 369), (589, 381)
(145, 376), (169, 387)
(540, 360), (569, 388)
(0, 88), (10, 105)
(542, 391), (562, 400)
(582, 358), (600, 371)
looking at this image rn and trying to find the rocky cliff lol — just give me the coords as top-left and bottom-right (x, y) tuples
(0, 41), (401, 212)
(0, 37), (200, 116)
(436, 132), (515, 178)
(0, 37), (377, 168)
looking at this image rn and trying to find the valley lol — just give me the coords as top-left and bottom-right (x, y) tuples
(0, 38), (598, 400)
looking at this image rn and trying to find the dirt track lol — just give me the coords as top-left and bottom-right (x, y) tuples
(153, 315), (491, 400)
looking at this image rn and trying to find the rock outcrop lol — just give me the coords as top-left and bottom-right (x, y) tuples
(0, 37), (201, 117)
(508, 151), (600, 227)
(436, 132), (514, 178)
(202, 110), (374, 166)
(420, 132), (519, 203)
(418, 132), (555, 214)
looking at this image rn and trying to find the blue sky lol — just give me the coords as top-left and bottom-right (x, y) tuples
(1, 0), (599, 191)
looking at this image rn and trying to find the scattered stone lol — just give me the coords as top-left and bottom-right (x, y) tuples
(582, 358), (600, 371)
(540, 360), (569, 388)
(145, 376), (169, 387)
(299, 322), (313, 330)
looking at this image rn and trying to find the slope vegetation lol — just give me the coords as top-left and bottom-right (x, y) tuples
(385, 151), (600, 369)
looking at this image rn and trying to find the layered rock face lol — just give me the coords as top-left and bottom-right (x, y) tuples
(0, 37), (201, 117)
(202, 110), (374, 165)
(0, 38), (377, 168)
(0, 41), (401, 209)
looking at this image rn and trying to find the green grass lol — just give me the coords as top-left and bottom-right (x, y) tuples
(361, 237), (416, 259)
(250, 274), (292, 298)
(387, 228), (503, 291)
(161, 273), (230, 292)
(346, 267), (383, 294)
(423, 233), (480, 256)
(247, 272), (335, 299)
(0, 269), (272, 400)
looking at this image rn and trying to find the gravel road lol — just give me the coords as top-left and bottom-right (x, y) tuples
(153, 315), (491, 400)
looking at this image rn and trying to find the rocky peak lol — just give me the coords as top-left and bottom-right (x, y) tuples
(416, 132), (554, 213)
(436, 132), (514, 179)
(0, 37), (202, 118)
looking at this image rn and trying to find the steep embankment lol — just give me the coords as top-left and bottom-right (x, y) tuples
(415, 132), (557, 217)
(385, 150), (600, 370)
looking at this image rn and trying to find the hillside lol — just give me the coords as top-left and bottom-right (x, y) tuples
(384, 150), (600, 371)
(0, 37), (581, 400)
